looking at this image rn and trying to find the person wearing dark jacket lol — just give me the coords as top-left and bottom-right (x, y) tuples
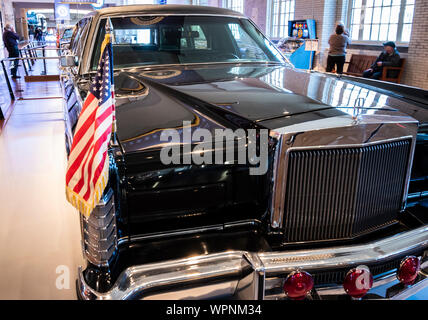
(363, 41), (401, 80)
(35, 27), (43, 43)
(2, 24), (20, 79)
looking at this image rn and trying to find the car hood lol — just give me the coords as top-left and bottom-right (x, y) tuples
(113, 63), (399, 153)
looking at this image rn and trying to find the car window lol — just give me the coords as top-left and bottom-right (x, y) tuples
(75, 19), (91, 58)
(70, 18), (90, 56)
(190, 25), (209, 49)
(90, 16), (287, 70)
(70, 23), (82, 54)
(115, 28), (154, 44)
(228, 23), (270, 60)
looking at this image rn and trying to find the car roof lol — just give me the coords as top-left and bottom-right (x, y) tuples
(87, 4), (246, 19)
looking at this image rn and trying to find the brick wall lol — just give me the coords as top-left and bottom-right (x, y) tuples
(294, 0), (321, 37)
(207, 0), (222, 7)
(401, 0), (428, 89)
(0, 0), (14, 28)
(0, 0), (15, 50)
(244, 0), (268, 33)
(294, 0), (338, 71)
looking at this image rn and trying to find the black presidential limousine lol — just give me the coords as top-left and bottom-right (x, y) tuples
(59, 5), (428, 300)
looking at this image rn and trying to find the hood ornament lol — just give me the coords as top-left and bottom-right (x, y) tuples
(353, 97), (365, 120)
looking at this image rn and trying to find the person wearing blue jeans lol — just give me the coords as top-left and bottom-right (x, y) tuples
(363, 41), (401, 80)
(362, 70), (383, 79)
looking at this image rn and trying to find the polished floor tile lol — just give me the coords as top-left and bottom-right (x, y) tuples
(0, 97), (84, 300)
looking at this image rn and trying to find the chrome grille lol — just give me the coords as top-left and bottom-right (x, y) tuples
(283, 139), (411, 242)
(80, 189), (117, 266)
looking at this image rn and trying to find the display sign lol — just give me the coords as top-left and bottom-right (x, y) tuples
(286, 19), (317, 70)
(291, 21), (310, 39)
(305, 39), (318, 52)
(91, 0), (104, 9)
(55, 3), (71, 21)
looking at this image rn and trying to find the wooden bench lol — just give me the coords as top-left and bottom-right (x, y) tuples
(381, 58), (405, 84)
(343, 54), (406, 84)
(344, 54), (377, 77)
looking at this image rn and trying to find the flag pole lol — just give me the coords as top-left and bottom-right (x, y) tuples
(105, 18), (118, 146)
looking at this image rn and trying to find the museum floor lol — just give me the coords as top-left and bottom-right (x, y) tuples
(0, 53), (84, 299)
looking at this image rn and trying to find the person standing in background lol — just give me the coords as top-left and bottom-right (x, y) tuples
(337, 21), (349, 36)
(326, 24), (351, 75)
(35, 27), (43, 44)
(28, 25), (35, 42)
(2, 24), (20, 79)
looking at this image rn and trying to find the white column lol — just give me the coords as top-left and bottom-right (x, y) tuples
(1, 0), (15, 30)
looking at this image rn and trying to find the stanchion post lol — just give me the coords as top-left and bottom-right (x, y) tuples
(31, 42), (37, 59)
(19, 50), (29, 76)
(28, 45), (35, 65)
(1, 59), (15, 101)
(21, 46), (29, 71)
(27, 45), (33, 59)
(25, 48), (33, 71)
(42, 45), (47, 76)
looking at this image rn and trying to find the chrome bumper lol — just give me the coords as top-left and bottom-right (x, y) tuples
(78, 225), (428, 300)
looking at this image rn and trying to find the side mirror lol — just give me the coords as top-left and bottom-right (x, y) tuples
(60, 55), (78, 68)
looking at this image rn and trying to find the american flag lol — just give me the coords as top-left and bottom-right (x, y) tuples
(65, 33), (115, 218)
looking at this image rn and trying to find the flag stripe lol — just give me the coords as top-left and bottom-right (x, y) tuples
(73, 107), (111, 194)
(70, 95), (97, 143)
(69, 97), (98, 151)
(66, 132), (95, 185)
(66, 97), (99, 169)
(83, 129), (111, 201)
(80, 110), (113, 199)
(67, 104), (113, 190)
(65, 34), (115, 218)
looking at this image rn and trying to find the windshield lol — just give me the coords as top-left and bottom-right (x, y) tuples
(91, 15), (287, 70)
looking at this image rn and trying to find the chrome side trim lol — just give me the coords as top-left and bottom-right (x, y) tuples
(78, 251), (249, 300)
(270, 133), (286, 229)
(129, 219), (261, 242)
(259, 225), (428, 274)
(78, 224), (428, 300)
(80, 189), (118, 267)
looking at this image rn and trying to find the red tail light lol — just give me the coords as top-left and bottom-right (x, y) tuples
(283, 270), (314, 300)
(397, 256), (420, 285)
(343, 265), (373, 298)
